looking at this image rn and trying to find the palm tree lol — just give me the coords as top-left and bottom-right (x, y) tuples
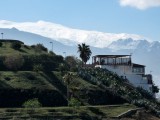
(77, 43), (92, 66)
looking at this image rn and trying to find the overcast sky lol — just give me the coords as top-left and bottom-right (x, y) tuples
(0, 0), (160, 41)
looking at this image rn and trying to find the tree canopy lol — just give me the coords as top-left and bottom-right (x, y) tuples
(77, 43), (92, 65)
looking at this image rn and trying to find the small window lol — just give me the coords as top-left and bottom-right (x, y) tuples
(132, 67), (144, 73)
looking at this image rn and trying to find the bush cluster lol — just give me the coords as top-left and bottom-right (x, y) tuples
(68, 97), (81, 107)
(0, 54), (64, 71)
(22, 54), (64, 71)
(4, 54), (24, 71)
(33, 64), (44, 72)
(22, 98), (42, 108)
(11, 42), (22, 50)
(31, 43), (48, 53)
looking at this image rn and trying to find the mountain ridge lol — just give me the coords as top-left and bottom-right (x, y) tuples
(0, 20), (150, 48)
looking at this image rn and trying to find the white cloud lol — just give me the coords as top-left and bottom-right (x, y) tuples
(120, 0), (160, 10)
(0, 20), (148, 48)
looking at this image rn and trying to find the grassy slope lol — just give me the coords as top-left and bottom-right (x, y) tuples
(0, 70), (96, 97)
(0, 41), (47, 55)
(0, 71), (56, 90)
(0, 42), (51, 89)
(0, 40), (112, 93)
(0, 40), (157, 119)
(0, 104), (136, 119)
(0, 70), (138, 119)
(0, 41), (56, 90)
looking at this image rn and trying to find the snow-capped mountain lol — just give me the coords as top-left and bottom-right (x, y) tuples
(0, 20), (149, 48)
(107, 39), (150, 50)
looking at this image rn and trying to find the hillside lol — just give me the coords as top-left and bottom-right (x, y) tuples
(0, 40), (67, 107)
(0, 40), (121, 108)
(0, 40), (159, 119)
(0, 39), (48, 55)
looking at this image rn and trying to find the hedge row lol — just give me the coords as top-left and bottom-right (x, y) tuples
(0, 54), (64, 71)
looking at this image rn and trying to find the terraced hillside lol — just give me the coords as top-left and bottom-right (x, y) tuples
(0, 40), (159, 119)
(0, 40), (68, 107)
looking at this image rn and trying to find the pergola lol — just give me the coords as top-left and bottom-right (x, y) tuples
(92, 55), (132, 65)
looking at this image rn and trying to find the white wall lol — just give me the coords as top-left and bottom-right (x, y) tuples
(95, 65), (132, 75)
(95, 64), (152, 92)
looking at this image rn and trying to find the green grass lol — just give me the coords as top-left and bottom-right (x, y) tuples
(72, 76), (96, 88)
(96, 104), (136, 117)
(51, 71), (100, 94)
(0, 71), (56, 89)
(0, 41), (48, 55)
(0, 70), (99, 91)
(0, 104), (136, 119)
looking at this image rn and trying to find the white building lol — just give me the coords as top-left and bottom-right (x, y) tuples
(92, 55), (153, 93)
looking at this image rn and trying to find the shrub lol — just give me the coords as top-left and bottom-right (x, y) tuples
(11, 42), (21, 50)
(0, 42), (3, 47)
(49, 51), (56, 55)
(34, 43), (48, 52)
(33, 64), (44, 72)
(68, 97), (81, 107)
(65, 56), (79, 71)
(24, 45), (29, 49)
(22, 54), (61, 71)
(136, 87), (153, 100)
(152, 85), (159, 93)
(22, 98), (42, 108)
(59, 63), (69, 75)
(4, 54), (24, 70)
(22, 98), (42, 114)
(31, 45), (36, 48)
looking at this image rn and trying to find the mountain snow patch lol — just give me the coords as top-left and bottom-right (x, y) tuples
(0, 20), (148, 48)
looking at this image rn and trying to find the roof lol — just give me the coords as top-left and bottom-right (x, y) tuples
(132, 63), (145, 67)
(93, 55), (131, 58)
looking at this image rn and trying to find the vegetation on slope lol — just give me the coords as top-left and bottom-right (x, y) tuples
(0, 40), (159, 119)
(0, 71), (68, 107)
(0, 40), (48, 55)
(0, 71), (56, 89)
(78, 67), (160, 115)
(0, 40), (68, 107)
